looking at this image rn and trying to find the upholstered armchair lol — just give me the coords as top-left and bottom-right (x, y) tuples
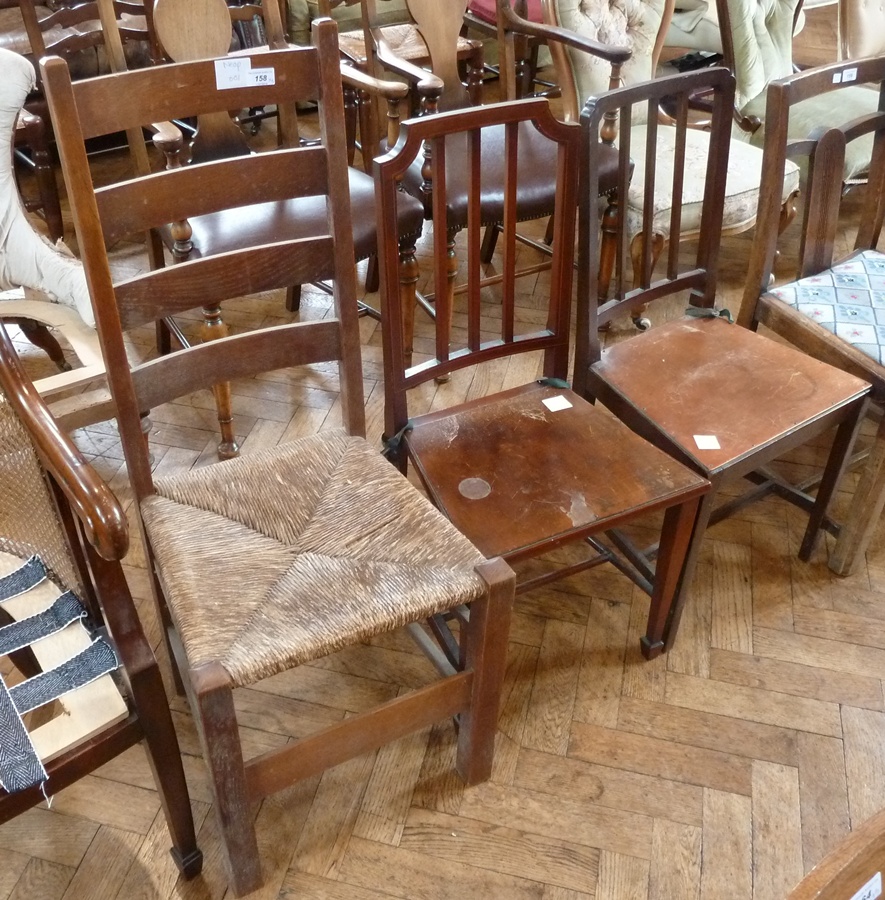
(718, 0), (878, 181)
(840, 0), (885, 59)
(506, 0), (798, 295)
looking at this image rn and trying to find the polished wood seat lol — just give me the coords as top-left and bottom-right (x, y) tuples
(377, 96), (710, 660)
(574, 66), (871, 650)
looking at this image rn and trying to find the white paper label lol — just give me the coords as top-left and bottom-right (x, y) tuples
(849, 871), (881, 900)
(693, 434), (720, 450)
(833, 71), (843, 83)
(543, 395), (573, 412)
(844, 66), (858, 83)
(214, 58), (275, 89)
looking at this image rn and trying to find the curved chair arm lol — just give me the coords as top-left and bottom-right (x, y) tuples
(0, 326), (129, 562)
(373, 33), (447, 101)
(499, 0), (631, 66)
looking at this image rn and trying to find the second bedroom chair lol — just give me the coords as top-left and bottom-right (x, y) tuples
(739, 55), (885, 577)
(376, 96), (711, 662)
(42, 21), (515, 896)
(573, 66), (872, 651)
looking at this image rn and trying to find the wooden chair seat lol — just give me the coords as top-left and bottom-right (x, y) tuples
(403, 380), (708, 562)
(588, 315), (869, 483)
(141, 427), (489, 686)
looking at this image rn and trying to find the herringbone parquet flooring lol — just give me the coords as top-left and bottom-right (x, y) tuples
(4, 7), (885, 898)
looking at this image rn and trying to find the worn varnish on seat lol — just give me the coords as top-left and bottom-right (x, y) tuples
(42, 20), (515, 896)
(377, 96), (710, 660)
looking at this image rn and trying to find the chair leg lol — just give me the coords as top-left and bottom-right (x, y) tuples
(455, 557), (514, 785)
(366, 255), (380, 294)
(200, 303), (239, 459)
(14, 318), (70, 371)
(598, 196), (619, 303)
(798, 398), (868, 562)
(660, 481), (718, 659)
(480, 224), (499, 264)
(644, 491), (706, 658)
(285, 285), (301, 312)
(129, 660), (203, 877)
(189, 660), (262, 897)
(630, 232), (665, 329)
(830, 412), (885, 576)
(399, 238), (419, 368)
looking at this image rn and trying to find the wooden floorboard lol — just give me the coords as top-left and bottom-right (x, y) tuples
(6, 7), (885, 897)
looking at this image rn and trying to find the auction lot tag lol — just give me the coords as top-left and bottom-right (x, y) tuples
(215, 58), (275, 89)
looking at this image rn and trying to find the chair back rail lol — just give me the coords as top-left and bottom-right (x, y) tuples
(41, 19), (366, 501)
(375, 96), (581, 437)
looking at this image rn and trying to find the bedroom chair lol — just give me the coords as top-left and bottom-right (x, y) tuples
(739, 55), (885, 576)
(377, 96), (711, 661)
(574, 66), (871, 651)
(0, 326), (201, 877)
(42, 23), (515, 895)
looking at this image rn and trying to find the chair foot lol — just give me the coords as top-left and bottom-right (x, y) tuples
(640, 636), (664, 660)
(170, 846), (204, 879)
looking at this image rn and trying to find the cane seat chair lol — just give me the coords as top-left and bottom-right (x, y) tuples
(501, 0), (799, 304)
(739, 55), (885, 577)
(42, 22), (515, 895)
(377, 96), (711, 661)
(573, 67), (871, 651)
(0, 326), (201, 876)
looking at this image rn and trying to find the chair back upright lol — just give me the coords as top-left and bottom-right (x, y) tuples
(376, 96), (582, 441)
(740, 55), (885, 333)
(40, 19), (365, 503)
(574, 65), (735, 389)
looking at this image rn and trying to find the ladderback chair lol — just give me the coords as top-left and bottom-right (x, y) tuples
(147, 0), (423, 458)
(739, 55), (885, 577)
(573, 66), (871, 650)
(42, 22), (515, 895)
(377, 96), (711, 661)
(0, 327), (201, 876)
(717, 0), (879, 183)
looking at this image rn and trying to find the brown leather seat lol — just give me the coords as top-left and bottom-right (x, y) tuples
(401, 121), (621, 227)
(174, 168), (425, 263)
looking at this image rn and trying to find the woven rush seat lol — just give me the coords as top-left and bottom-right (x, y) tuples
(140, 428), (487, 687)
(337, 22), (475, 66)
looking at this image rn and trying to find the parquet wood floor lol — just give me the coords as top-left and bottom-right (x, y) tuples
(5, 8), (885, 898)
